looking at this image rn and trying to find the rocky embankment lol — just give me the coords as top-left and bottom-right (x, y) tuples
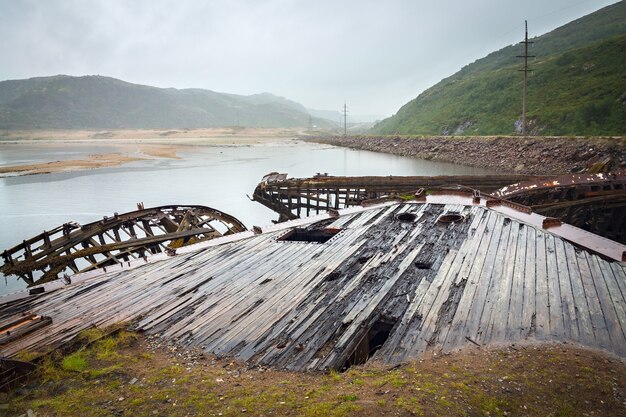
(304, 135), (626, 175)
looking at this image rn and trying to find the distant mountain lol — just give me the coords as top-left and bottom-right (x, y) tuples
(373, 1), (626, 136)
(307, 108), (384, 124)
(0, 75), (334, 130)
(307, 108), (343, 124)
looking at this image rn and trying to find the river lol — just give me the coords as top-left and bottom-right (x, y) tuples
(0, 138), (496, 294)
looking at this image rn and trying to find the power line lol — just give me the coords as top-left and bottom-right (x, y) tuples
(517, 20), (535, 136)
(342, 102), (348, 136)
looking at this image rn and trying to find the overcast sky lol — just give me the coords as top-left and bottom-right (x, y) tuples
(0, 0), (620, 118)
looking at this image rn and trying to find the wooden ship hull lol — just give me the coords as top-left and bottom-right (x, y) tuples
(1, 194), (624, 372)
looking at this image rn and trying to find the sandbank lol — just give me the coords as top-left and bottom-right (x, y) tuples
(0, 128), (299, 177)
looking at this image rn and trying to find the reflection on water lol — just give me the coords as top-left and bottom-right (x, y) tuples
(0, 140), (496, 294)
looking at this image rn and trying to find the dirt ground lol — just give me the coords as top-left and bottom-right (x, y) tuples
(3, 330), (625, 417)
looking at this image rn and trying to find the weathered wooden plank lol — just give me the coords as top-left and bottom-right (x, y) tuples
(610, 262), (626, 307)
(132, 236), (281, 331)
(520, 225), (537, 340)
(544, 234), (565, 339)
(533, 231), (550, 339)
(563, 243), (596, 346)
(319, 242), (426, 369)
(505, 222), (526, 342)
(391, 206), (483, 354)
(575, 248), (611, 350)
(482, 220), (518, 344)
(202, 216), (378, 354)
(405, 207), (487, 355)
(443, 212), (504, 350)
(554, 238), (579, 341)
(597, 260), (626, 354)
(216, 230), (371, 356)
(255, 209), (430, 367)
(585, 252), (625, 353)
(439, 210), (497, 351)
(285, 212), (439, 368)
(398, 247), (462, 356)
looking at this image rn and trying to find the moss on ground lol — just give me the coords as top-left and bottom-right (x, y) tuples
(3, 331), (626, 417)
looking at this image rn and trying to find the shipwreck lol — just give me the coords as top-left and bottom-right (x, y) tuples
(0, 173), (625, 378)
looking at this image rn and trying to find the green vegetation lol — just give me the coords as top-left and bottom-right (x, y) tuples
(4, 330), (625, 416)
(373, 1), (626, 136)
(0, 75), (334, 130)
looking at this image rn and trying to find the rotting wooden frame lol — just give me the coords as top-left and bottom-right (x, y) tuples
(251, 173), (541, 222)
(1, 205), (247, 286)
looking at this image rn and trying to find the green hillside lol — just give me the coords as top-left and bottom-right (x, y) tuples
(0, 75), (332, 130)
(373, 1), (626, 136)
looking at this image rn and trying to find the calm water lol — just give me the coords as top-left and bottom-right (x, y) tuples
(0, 139), (495, 294)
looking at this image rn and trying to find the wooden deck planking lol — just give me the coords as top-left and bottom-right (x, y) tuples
(290, 206), (448, 369)
(178, 243), (317, 345)
(520, 225), (537, 340)
(504, 222), (526, 343)
(575, 248), (612, 350)
(248, 207), (430, 366)
(481, 219), (518, 344)
(210, 229), (371, 356)
(320, 243), (426, 369)
(465, 213), (511, 343)
(439, 210), (498, 351)
(609, 262), (626, 311)
(2, 202), (626, 369)
(562, 242), (595, 346)
(406, 208), (486, 354)
(405, 247), (462, 355)
(554, 238), (580, 341)
(544, 234), (566, 339)
(585, 252), (626, 354)
(401, 207), (484, 352)
(135, 235), (282, 333)
(12, 235), (277, 355)
(533, 231), (550, 339)
(186, 242), (349, 350)
(597, 260), (626, 354)
(443, 212), (505, 349)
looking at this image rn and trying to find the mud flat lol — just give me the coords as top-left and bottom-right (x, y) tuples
(304, 135), (626, 175)
(0, 128), (299, 177)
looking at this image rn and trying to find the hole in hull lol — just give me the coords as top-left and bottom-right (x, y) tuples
(278, 227), (341, 243)
(395, 212), (417, 222)
(437, 213), (465, 224)
(342, 319), (396, 371)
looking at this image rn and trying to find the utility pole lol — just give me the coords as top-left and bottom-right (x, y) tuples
(517, 20), (534, 136)
(342, 102), (348, 136)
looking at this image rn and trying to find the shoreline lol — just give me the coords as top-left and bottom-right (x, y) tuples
(302, 135), (626, 176)
(3, 129), (625, 178)
(0, 128), (300, 177)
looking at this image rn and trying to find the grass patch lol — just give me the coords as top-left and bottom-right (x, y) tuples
(61, 351), (87, 372)
(3, 333), (626, 417)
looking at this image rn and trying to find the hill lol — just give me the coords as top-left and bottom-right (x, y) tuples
(373, 1), (626, 136)
(0, 75), (334, 130)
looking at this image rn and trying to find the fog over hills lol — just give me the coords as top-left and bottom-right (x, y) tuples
(0, 75), (336, 130)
